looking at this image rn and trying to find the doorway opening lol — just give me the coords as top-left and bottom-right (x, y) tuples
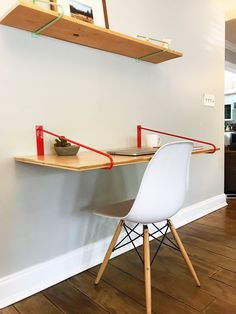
(224, 64), (236, 197)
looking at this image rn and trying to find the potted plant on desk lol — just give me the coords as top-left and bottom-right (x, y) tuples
(54, 137), (80, 156)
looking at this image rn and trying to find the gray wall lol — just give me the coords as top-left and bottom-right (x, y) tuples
(0, 0), (224, 278)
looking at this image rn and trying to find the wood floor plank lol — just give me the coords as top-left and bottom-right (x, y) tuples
(89, 263), (198, 314)
(211, 268), (236, 288)
(99, 249), (214, 311)
(203, 299), (236, 314)
(199, 276), (236, 306)
(14, 294), (62, 314)
(180, 241), (236, 273)
(43, 281), (108, 314)
(70, 271), (146, 314)
(196, 212), (236, 228)
(193, 207), (236, 234)
(0, 307), (19, 314)
(181, 222), (236, 249)
(190, 219), (236, 239)
(196, 217), (236, 233)
(148, 246), (236, 307)
(177, 230), (236, 260)
(150, 244), (219, 278)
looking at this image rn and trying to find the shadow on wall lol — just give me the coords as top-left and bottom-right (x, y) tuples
(72, 163), (146, 247)
(13, 162), (146, 255)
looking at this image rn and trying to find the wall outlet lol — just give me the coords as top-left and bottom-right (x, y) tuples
(203, 93), (215, 107)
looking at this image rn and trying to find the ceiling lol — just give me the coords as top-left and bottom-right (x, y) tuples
(222, 0), (236, 21)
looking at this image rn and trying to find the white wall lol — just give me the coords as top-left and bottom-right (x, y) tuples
(0, 0), (225, 305)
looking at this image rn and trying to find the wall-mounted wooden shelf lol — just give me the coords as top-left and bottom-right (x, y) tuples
(0, 1), (183, 64)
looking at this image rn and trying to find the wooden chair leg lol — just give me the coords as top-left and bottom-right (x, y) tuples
(143, 225), (152, 314)
(167, 219), (201, 287)
(95, 220), (124, 285)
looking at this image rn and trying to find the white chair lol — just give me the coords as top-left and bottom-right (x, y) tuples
(94, 141), (200, 314)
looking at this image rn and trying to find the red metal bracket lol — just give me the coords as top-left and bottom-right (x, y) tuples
(137, 125), (217, 154)
(36, 125), (44, 155)
(35, 125), (114, 169)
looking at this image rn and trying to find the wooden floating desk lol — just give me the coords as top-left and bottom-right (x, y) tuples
(15, 147), (219, 172)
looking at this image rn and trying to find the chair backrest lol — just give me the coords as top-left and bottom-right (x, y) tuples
(125, 141), (193, 224)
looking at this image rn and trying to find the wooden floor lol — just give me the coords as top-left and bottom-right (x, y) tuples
(1, 200), (236, 314)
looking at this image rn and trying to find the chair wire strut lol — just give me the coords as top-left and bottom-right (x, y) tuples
(112, 221), (180, 266)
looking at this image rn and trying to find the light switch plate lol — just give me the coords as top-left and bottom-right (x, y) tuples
(203, 93), (215, 107)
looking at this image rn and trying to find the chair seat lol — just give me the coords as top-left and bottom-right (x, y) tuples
(93, 199), (134, 219)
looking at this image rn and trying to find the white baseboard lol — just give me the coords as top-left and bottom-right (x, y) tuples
(172, 194), (227, 228)
(0, 193), (227, 309)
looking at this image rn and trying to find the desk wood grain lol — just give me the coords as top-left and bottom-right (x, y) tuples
(15, 147), (219, 172)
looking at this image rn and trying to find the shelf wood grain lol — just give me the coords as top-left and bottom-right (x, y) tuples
(0, 1), (183, 64)
(15, 147), (219, 172)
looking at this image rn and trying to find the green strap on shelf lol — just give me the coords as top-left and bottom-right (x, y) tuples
(30, 0), (64, 37)
(136, 35), (169, 46)
(136, 35), (169, 62)
(137, 49), (169, 61)
(136, 49), (168, 61)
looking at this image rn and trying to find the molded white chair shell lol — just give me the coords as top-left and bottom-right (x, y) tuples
(124, 141), (193, 223)
(94, 141), (193, 223)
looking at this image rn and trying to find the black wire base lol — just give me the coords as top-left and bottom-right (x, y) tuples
(112, 221), (180, 265)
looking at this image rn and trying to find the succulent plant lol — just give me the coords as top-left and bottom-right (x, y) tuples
(54, 137), (71, 147)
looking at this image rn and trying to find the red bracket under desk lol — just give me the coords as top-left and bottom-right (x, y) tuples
(15, 125), (219, 173)
(35, 125), (114, 170)
(137, 125), (217, 154)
